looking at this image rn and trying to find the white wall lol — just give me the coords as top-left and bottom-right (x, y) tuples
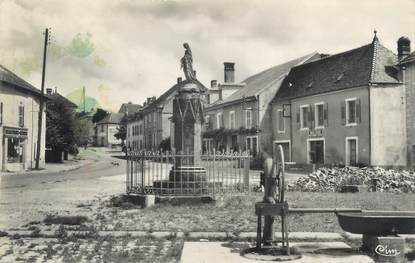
(0, 83), (46, 171)
(370, 85), (407, 166)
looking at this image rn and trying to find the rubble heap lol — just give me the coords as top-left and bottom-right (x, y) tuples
(289, 167), (415, 193)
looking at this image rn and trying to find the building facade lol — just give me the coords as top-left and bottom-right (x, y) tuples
(96, 113), (124, 147)
(272, 35), (409, 168)
(398, 37), (415, 167)
(126, 113), (144, 150)
(203, 55), (319, 163)
(0, 65), (46, 172)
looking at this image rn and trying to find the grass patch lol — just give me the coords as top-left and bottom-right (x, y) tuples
(44, 215), (89, 225)
(95, 191), (415, 232)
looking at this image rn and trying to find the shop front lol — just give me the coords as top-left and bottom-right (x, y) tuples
(2, 127), (28, 172)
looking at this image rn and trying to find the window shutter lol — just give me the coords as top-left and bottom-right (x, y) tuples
(296, 109), (300, 129)
(341, 101), (346, 125)
(356, 98), (361, 123)
(324, 103), (328, 127)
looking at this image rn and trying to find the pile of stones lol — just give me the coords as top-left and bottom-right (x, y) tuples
(289, 167), (415, 193)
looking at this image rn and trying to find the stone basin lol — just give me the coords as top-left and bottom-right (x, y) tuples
(337, 211), (415, 235)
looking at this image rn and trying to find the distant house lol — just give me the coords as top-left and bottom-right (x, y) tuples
(271, 35), (410, 168)
(118, 102), (141, 115)
(96, 113), (124, 146)
(203, 54), (319, 165)
(0, 64), (47, 172)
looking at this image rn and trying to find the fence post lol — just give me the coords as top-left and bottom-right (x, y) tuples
(243, 155), (250, 190)
(126, 151), (130, 193)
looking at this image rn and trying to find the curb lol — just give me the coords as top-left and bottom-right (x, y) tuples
(4, 230), (415, 241)
(2, 230), (348, 241)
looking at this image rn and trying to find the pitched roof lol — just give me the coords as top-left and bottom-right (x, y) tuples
(97, 112), (124, 124)
(0, 64), (42, 97)
(46, 92), (78, 108)
(142, 79), (208, 111)
(209, 52), (320, 107)
(118, 103), (141, 114)
(399, 51), (415, 65)
(275, 39), (399, 102)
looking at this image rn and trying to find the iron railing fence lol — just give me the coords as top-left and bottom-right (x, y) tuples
(126, 150), (251, 197)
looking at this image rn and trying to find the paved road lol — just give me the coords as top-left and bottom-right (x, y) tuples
(0, 148), (127, 229)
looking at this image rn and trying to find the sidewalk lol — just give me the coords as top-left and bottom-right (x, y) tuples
(2, 159), (94, 176)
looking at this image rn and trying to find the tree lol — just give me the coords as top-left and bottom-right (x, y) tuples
(46, 96), (77, 156)
(92, 108), (108, 123)
(74, 114), (94, 147)
(114, 115), (128, 146)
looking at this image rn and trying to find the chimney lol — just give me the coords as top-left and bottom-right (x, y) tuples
(177, 77), (182, 84)
(46, 88), (52, 95)
(211, 80), (218, 89)
(398, 36), (411, 61)
(224, 62), (235, 83)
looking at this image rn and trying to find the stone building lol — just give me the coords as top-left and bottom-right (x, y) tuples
(96, 112), (124, 147)
(398, 37), (415, 167)
(271, 34), (411, 168)
(0, 65), (46, 172)
(203, 55), (319, 165)
(126, 112), (144, 150)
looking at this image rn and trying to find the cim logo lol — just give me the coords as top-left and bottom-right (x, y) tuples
(374, 244), (400, 257)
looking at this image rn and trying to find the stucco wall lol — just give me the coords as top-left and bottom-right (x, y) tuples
(273, 86), (371, 165)
(107, 124), (121, 145)
(403, 64), (415, 166)
(204, 100), (259, 152)
(0, 83), (46, 171)
(370, 85), (407, 166)
(126, 118), (143, 150)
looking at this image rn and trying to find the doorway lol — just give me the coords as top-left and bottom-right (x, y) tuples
(273, 141), (290, 162)
(308, 139), (324, 164)
(345, 137), (358, 166)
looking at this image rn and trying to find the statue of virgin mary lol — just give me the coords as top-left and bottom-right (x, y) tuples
(181, 43), (196, 81)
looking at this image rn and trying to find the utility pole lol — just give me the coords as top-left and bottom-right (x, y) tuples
(83, 86), (86, 113)
(35, 28), (50, 169)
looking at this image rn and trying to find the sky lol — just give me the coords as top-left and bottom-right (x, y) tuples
(0, 0), (414, 112)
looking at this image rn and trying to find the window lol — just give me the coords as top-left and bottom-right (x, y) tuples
(277, 109), (284, 133)
(346, 99), (356, 125)
(229, 111), (235, 129)
(7, 137), (24, 163)
(245, 109), (252, 129)
(216, 113), (223, 128)
(101, 125), (104, 132)
(18, 105), (24, 127)
(0, 102), (3, 124)
(342, 98), (360, 126)
(315, 103), (324, 128)
(300, 105), (309, 129)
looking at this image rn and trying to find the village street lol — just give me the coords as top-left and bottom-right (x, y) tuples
(0, 148), (127, 229)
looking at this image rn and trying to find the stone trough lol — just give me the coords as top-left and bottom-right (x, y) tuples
(337, 211), (415, 235)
